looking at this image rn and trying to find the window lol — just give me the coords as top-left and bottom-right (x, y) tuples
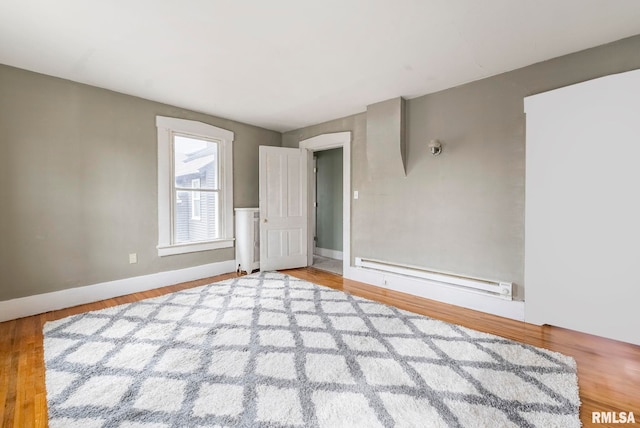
(156, 116), (234, 256)
(190, 178), (201, 220)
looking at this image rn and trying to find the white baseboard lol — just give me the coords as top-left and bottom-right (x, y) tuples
(344, 267), (525, 321)
(314, 248), (344, 260)
(0, 260), (236, 322)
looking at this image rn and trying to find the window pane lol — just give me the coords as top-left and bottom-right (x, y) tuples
(174, 135), (218, 190)
(175, 190), (219, 243)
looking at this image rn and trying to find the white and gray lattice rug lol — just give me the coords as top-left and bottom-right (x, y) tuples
(44, 272), (580, 427)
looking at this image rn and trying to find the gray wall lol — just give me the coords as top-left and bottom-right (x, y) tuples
(366, 97), (406, 178)
(283, 34), (640, 300)
(3, 34), (640, 303)
(0, 64), (281, 301)
(315, 148), (343, 252)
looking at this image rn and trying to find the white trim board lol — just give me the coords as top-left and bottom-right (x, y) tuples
(347, 267), (525, 321)
(0, 260), (236, 322)
(314, 248), (344, 260)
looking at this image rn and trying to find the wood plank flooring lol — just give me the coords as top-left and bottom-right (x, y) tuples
(1, 268), (639, 427)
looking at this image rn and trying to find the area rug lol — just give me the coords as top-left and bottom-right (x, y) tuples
(43, 271), (580, 427)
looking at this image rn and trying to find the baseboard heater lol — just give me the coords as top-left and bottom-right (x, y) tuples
(354, 257), (513, 300)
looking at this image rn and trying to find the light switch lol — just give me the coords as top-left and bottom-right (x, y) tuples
(354, 190), (359, 200)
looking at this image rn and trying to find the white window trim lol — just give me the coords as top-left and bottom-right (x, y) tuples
(156, 116), (234, 256)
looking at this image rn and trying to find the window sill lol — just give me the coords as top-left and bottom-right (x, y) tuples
(157, 239), (234, 257)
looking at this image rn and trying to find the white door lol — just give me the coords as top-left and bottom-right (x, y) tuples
(259, 146), (308, 271)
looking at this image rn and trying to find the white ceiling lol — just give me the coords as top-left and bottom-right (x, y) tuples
(1, 1), (640, 132)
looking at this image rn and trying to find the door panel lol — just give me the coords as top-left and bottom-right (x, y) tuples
(259, 146), (308, 271)
(287, 154), (302, 217)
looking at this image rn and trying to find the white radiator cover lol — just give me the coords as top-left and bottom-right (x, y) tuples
(235, 208), (260, 274)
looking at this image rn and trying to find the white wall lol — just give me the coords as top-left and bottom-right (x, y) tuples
(524, 69), (640, 346)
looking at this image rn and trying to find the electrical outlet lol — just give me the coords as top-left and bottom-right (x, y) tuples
(129, 253), (138, 264)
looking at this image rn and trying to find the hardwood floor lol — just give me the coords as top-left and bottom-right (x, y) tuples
(1, 268), (639, 427)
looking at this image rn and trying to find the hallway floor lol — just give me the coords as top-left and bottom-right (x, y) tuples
(312, 255), (342, 275)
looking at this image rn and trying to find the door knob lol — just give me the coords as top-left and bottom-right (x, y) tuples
(263, 218), (268, 223)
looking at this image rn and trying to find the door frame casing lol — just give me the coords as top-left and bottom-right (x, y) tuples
(300, 132), (351, 275)
(312, 155), (318, 256)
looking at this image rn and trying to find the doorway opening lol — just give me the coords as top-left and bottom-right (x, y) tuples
(312, 148), (343, 275)
(300, 132), (351, 277)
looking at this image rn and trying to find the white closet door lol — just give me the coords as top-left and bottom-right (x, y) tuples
(259, 146), (308, 271)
